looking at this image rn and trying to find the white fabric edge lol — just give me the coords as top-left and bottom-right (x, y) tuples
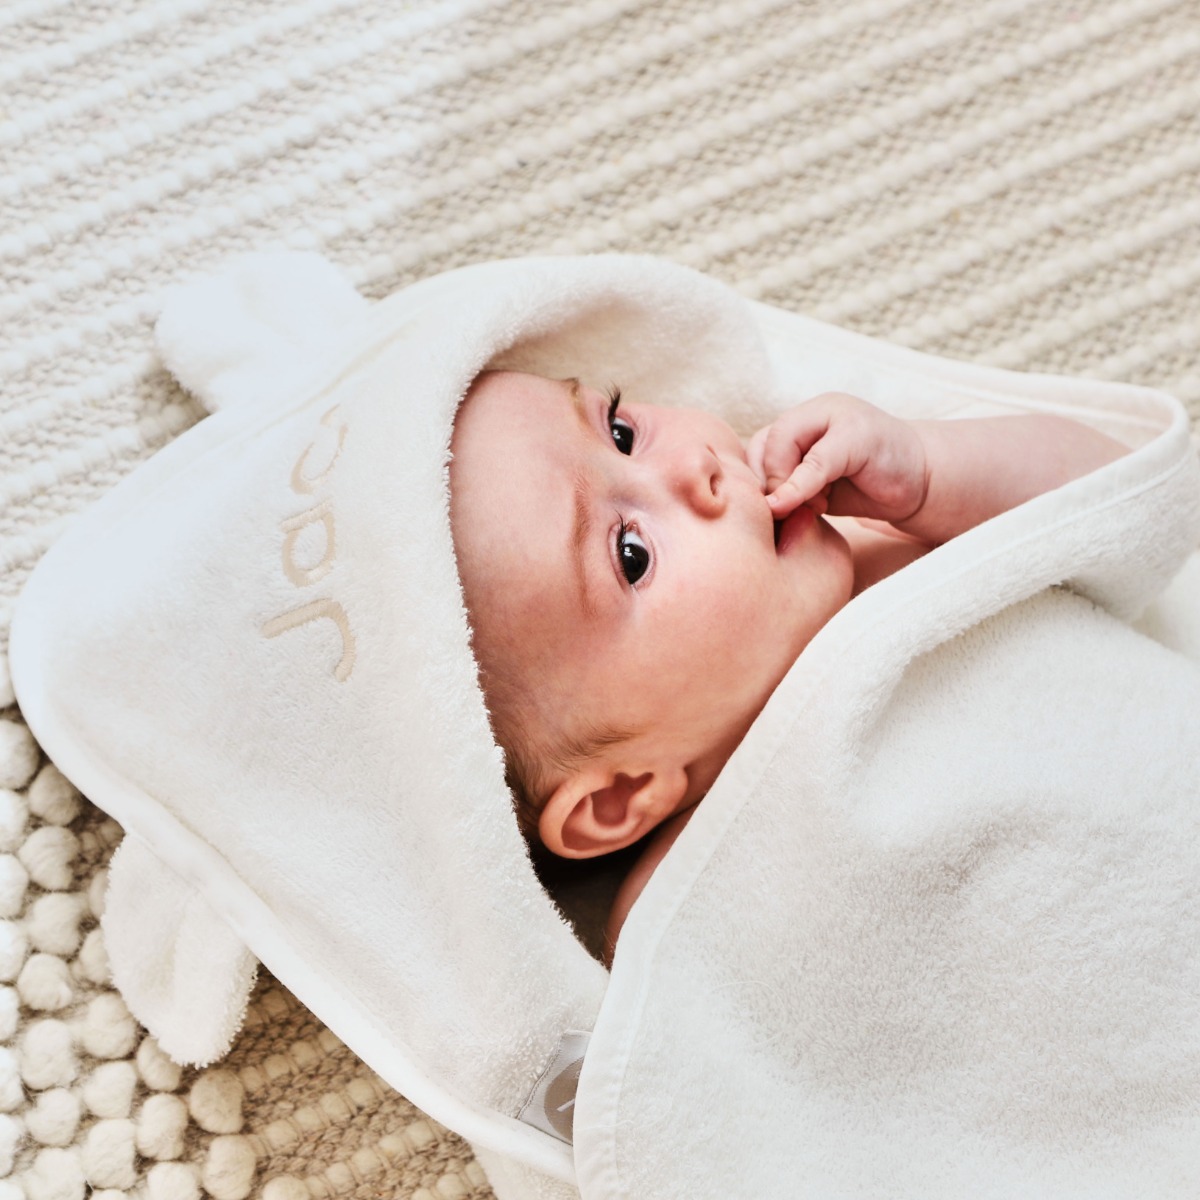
(751, 300), (1177, 432)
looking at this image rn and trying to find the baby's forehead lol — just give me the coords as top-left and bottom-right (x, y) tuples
(457, 368), (561, 424)
(461, 367), (580, 401)
(459, 366), (732, 422)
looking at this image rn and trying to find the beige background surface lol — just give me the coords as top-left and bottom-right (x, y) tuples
(1, 0), (1198, 1196)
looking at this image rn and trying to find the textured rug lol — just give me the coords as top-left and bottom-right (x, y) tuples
(1, 0), (1198, 1197)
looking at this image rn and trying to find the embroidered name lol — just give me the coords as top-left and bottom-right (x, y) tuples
(262, 405), (357, 681)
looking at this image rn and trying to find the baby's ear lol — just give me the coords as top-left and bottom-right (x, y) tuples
(538, 763), (689, 859)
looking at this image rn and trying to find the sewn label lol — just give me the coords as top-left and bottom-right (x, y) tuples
(517, 1031), (590, 1144)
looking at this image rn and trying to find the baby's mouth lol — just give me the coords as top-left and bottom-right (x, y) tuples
(773, 506), (815, 556)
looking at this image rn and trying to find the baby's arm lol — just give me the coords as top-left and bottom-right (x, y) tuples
(749, 394), (1129, 546)
(898, 413), (1129, 545)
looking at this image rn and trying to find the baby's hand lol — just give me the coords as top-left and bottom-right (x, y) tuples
(747, 393), (928, 524)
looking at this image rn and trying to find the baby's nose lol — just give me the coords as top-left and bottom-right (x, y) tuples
(668, 443), (727, 517)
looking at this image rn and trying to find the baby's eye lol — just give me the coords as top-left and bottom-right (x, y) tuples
(607, 387), (634, 455)
(617, 521), (650, 586)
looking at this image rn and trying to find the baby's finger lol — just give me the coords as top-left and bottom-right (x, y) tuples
(758, 416), (819, 493)
(744, 425), (771, 490)
(766, 453), (840, 517)
(757, 395), (863, 492)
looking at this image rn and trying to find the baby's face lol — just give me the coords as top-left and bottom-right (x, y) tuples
(449, 372), (853, 802)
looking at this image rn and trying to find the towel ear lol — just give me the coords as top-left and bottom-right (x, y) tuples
(154, 250), (369, 414)
(103, 838), (257, 1066)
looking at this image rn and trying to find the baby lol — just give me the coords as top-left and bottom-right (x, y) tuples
(448, 370), (1127, 956)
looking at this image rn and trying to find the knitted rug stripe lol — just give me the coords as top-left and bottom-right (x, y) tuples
(1, 1), (1198, 1197)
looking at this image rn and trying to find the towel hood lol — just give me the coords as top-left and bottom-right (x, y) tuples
(8, 251), (777, 1179)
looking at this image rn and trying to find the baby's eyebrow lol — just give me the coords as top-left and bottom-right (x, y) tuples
(570, 467), (599, 620)
(561, 378), (602, 620)
(561, 375), (583, 414)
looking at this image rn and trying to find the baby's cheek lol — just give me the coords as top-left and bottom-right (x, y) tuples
(688, 586), (759, 653)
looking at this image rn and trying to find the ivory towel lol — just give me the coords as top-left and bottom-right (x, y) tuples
(11, 251), (1200, 1198)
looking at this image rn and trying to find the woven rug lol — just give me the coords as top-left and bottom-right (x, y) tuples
(1, 1), (1198, 1197)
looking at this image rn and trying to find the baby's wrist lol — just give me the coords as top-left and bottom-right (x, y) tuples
(887, 421), (936, 539)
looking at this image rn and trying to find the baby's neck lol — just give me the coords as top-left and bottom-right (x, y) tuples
(828, 515), (930, 596)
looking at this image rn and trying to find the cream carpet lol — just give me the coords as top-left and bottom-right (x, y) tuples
(1, 1), (1198, 1197)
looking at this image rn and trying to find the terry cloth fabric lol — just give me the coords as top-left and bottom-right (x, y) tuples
(11, 249), (1200, 1200)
